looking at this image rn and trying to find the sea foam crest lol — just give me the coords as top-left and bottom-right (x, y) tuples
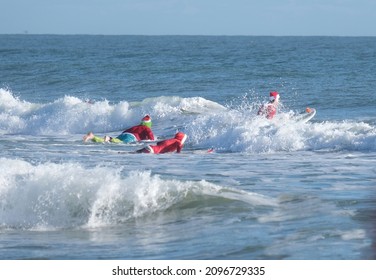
(0, 89), (226, 135)
(0, 88), (131, 135)
(184, 107), (376, 153)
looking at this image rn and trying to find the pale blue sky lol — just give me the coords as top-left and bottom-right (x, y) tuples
(1, 0), (375, 36)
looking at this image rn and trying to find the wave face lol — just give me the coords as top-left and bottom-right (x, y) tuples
(1, 88), (375, 153)
(0, 158), (275, 230)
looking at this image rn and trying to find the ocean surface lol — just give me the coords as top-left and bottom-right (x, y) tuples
(0, 35), (375, 260)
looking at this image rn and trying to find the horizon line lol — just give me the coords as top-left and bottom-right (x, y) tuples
(1, 33), (376, 38)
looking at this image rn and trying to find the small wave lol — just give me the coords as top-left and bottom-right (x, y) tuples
(131, 95), (226, 116)
(0, 158), (274, 230)
(0, 88), (133, 135)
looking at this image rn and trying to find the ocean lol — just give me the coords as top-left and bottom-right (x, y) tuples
(0, 35), (375, 260)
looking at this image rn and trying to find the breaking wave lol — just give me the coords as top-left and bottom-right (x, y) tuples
(1, 88), (375, 153)
(0, 158), (275, 230)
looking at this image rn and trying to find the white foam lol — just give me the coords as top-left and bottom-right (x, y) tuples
(341, 229), (366, 240)
(1, 88), (375, 152)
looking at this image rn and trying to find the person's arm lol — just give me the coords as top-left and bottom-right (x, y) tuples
(176, 142), (183, 153)
(147, 128), (155, 140)
(257, 105), (265, 116)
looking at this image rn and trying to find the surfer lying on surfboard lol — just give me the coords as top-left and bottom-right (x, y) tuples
(136, 132), (187, 154)
(257, 91), (280, 119)
(83, 115), (155, 143)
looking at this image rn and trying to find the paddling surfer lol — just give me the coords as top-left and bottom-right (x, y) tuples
(83, 115), (155, 143)
(136, 132), (187, 154)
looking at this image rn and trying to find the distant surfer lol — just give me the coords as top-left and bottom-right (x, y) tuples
(83, 115), (155, 143)
(136, 132), (187, 154)
(257, 91), (280, 119)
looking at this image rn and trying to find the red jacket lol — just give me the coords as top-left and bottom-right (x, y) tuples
(150, 138), (183, 154)
(258, 103), (277, 119)
(137, 132), (187, 154)
(123, 125), (154, 141)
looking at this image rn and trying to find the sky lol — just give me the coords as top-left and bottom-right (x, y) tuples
(1, 0), (376, 36)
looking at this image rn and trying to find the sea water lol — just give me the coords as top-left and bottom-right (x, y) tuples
(0, 35), (375, 260)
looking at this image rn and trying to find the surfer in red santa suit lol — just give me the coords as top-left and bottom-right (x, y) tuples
(83, 115), (154, 143)
(136, 132), (187, 154)
(257, 91), (280, 119)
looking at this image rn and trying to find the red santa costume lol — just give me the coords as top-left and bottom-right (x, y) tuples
(137, 132), (187, 154)
(118, 115), (155, 142)
(83, 115), (155, 143)
(257, 91), (280, 119)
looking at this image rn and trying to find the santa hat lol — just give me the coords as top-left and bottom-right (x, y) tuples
(269, 91), (280, 102)
(141, 115), (152, 128)
(175, 132), (187, 144)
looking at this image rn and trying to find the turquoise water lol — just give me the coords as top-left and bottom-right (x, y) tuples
(0, 35), (375, 259)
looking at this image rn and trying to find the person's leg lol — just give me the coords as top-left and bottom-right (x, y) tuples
(116, 132), (137, 143)
(110, 137), (123, 143)
(83, 132), (94, 142)
(136, 145), (154, 153)
(83, 132), (106, 143)
(136, 147), (149, 153)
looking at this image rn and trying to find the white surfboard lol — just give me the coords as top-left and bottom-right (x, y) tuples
(294, 108), (316, 123)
